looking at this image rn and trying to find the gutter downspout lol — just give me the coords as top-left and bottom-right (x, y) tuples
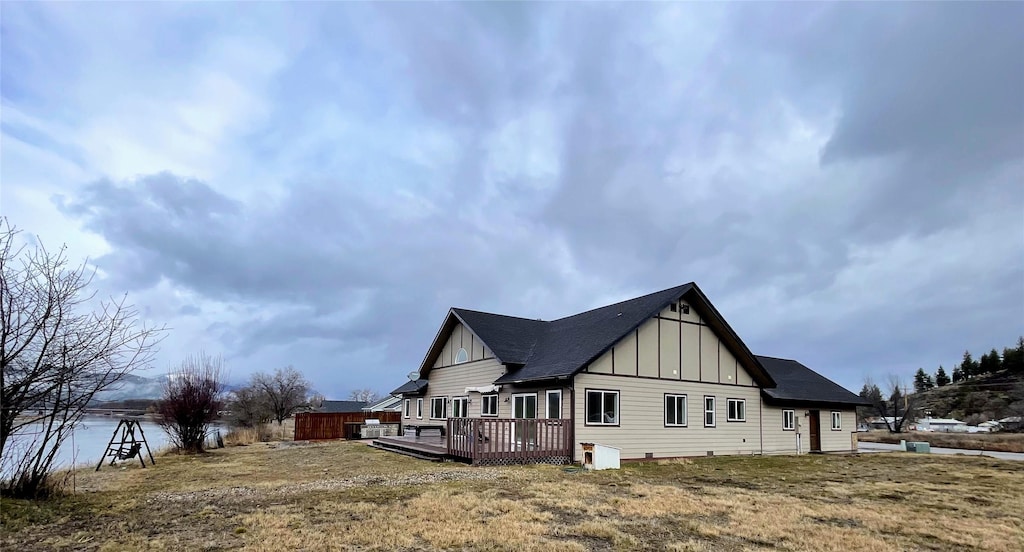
(569, 377), (576, 464)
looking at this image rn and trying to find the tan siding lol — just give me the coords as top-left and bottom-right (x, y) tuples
(681, 325), (700, 380)
(406, 358), (504, 427)
(659, 318), (681, 380)
(613, 330), (638, 376)
(637, 319), (659, 378)
(820, 409), (858, 452)
(761, 405), (799, 454)
(699, 325), (718, 383)
(658, 305), (680, 320)
(574, 373), (763, 460)
(589, 349), (613, 374)
(736, 358), (754, 386)
(720, 344), (739, 385)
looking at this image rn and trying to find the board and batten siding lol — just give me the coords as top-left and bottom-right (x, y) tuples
(585, 301), (755, 387)
(573, 372), (763, 460)
(432, 323), (492, 369)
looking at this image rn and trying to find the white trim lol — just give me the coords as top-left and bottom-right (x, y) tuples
(726, 398), (746, 422)
(451, 396), (468, 418)
(403, 399), (410, 418)
(783, 409), (795, 431)
(665, 394), (687, 427)
(703, 396), (716, 427)
(465, 384), (501, 394)
(481, 394), (499, 417)
(512, 392), (538, 419)
(585, 390), (620, 426)
(831, 410), (842, 431)
(454, 348), (469, 364)
(416, 398), (423, 419)
(429, 397), (447, 420)
(545, 389), (562, 419)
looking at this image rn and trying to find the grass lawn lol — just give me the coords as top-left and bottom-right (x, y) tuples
(2, 441), (1022, 551)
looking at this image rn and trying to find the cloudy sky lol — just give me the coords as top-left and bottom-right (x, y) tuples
(2, 3), (1022, 398)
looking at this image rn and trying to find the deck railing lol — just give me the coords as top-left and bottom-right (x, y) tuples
(445, 417), (572, 465)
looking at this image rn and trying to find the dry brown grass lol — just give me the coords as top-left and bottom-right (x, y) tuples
(859, 430), (1024, 452)
(2, 441), (1022, 551)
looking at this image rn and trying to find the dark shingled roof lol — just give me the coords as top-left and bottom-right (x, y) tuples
(390, 379), (427, 396)
(319, 400), (368, 413)
(450, 309), (547, 365)
(494, 283), (697, 383)
(756, 356), (868, 407)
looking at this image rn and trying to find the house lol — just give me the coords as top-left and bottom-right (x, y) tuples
(997, 416), (1022, 431)
(387, 282), (866, 463)
(364, 395), (403, 412)
(913, 418), (968, 433)
(865, 416), (908, 432)
(319, 400), (367, 413)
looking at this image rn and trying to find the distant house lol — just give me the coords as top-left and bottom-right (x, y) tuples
(865, 416), (907, 432)
(364, 395), (403, 412)
(387, 282), (867, 463)
(969, 421), (1001, 433)
(914, 418), (968, 433)
(319, 400), (367, 413)
(998, 416), (1022, 431)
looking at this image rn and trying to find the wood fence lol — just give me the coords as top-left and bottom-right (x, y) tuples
(445, 418), (572, 465)
(294, 411), (402, 440)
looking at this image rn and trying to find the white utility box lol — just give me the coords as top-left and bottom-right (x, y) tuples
(581, 442), (620, 470)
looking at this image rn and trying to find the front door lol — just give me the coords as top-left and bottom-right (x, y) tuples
(808, 410), (821, 452)
(513, 394), (538, 446)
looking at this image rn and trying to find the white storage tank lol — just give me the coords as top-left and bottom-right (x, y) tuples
(581, 442), (620, 470)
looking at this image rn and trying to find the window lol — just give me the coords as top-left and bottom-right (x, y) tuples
(783, 409), (795, 431)
(454, 348), (469, 364)
(831, 411), (842, 431)
(481, 394), (498, 417)
(665, 394), (687, 426)
(585, 390), (619, 425)
(546, 390), (562, 419)
(404, 399), (410, 418)
(727, 399), (746, 422)
(452, 397), (468, 418)
(704, 396), (716, 427)
(416, 398), (423, 419)
(430, 397), (447, 419)
(513, 393), (537, 419)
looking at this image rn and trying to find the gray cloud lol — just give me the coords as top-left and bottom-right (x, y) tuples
(49, 3), (1024, 395)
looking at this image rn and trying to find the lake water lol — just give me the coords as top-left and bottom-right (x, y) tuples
(2, 417), (220, 477)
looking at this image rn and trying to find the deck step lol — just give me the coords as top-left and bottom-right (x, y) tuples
(369, 441), (445, 462)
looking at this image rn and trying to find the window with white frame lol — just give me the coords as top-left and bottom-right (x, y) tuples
(727, 399), (746, 422)
(665, 394), (687, 426)
(585, 390), (619, 425)
(783, 409), (795, 431)
(451, 397), (468, 418)
(454, 348), (469, 364)
(704, 396), (716, 427)
(481, 394), (498, 416)
(416, 398), (423, 419)
(404, 399), (410, 418)
(546, 390), (562, 419)
(831, 411), (842, 430)
(430, 397), (447, 419)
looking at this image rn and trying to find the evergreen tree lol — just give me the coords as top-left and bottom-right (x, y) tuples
(979, 349), (1001, 375)
(935, 365), (950, 387)
(952, 365), (964, 383)
(913, 368), (933, 393)
(960, 350), (979, 378)
(1003, 337), (1024, 375)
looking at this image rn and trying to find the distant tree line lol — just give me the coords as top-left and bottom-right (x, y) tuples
(226, 366), (314, 429)
(913, 337), (1024, 393)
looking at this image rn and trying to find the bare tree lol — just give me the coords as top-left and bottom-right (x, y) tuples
(862, 376), (919, 433)
(1, 219), (163, 497)
(253, 366), (311, 425)
(225, 384), (273, 428)
(158, 353), (224, 453)
(348, 388), (381, 404)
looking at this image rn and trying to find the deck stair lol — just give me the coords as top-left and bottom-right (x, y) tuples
(370, 437), (449, 462)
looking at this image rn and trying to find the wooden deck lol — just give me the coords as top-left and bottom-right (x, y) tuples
(373, 418), (573, 465)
